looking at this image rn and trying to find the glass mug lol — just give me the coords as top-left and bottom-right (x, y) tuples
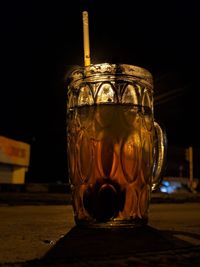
(66, 63), (167, 227)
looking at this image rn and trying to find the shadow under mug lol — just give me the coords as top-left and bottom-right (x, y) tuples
(66, 63), (167, 227)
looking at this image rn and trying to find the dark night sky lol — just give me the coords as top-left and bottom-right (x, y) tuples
(0, 0), (199, 182)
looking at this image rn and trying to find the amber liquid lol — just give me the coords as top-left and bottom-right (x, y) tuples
(67, 104), (154, 227)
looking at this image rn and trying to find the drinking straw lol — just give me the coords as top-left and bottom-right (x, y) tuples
(82, 11), (91, 66)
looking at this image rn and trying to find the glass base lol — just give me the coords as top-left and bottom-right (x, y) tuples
(75, 218), (148, 228)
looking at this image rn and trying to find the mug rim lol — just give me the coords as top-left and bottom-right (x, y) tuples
(67, 63), (153, 90)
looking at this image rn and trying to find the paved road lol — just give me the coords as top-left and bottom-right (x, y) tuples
(0, 203), (200, 266)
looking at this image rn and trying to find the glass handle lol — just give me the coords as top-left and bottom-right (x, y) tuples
(151, 122), (167, 191)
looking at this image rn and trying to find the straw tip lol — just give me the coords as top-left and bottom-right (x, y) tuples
(83, 11), (88, 16)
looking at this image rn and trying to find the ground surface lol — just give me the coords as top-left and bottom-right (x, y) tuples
(0, 202), (200, 266)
